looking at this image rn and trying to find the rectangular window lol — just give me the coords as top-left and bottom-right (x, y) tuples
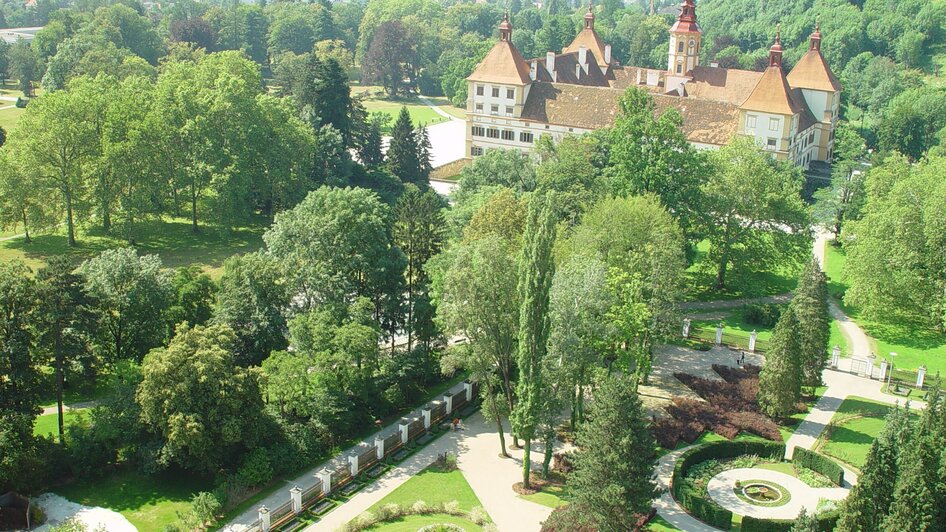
(471, 146), (483, 156)
(677, 41), (684, 52)
(476, 85), (483, 96)
(676, 64), (682, 74)
(475, 103), (483, 112)
(490, 104), (499, 115)
(507, 88), (515, 99)
(486, 128), (499, 139)
(472, 126), (485, 137)
(492, 87), (500, 97)
(769, 118), (779, 131)
(766, 138), (777, 149)
(501, 130), (515, 141)
(746, 115), (756, 128)
(505, 106), (513, 115)
(520, 132), (534, 143)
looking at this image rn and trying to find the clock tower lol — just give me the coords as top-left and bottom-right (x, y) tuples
(667, 0), (702, 75)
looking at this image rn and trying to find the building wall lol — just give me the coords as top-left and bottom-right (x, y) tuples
(467, 81), (530, 118)
(466, 112), (588, 157)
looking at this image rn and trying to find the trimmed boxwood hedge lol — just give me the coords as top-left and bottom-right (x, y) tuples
(671, 440), (786, 529)
(792, 447), (844, 486)
(741, 510), (840, 532)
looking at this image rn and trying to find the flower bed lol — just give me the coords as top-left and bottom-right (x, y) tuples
(733, 480), (791, 507)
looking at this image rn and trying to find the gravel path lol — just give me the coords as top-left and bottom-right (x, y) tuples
(34, 493), (135, 532)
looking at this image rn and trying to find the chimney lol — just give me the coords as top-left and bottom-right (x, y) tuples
(578, 45), (588, 73)
(546, 52), (556, 82)
(604, 44), (612, 65)
(530, 60), (537, 81)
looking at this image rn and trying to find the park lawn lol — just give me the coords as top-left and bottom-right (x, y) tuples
(0, 215), (267, 276)
(424, 96), (467, 119)
(823, 244), (946, 374)
(364, 514), (482, 531)
(690, 307), (775, 352)
(0, 104), (25, 132)
(778, 386), (829, 442)
(686, 239), (799, 302)
(33, 410), (85, 440)
(829, 319), (849, 357)
(646, 515), (682, 531)
(519, 490), (565, 508)
(817, 396), (917, 470)
(365, 465), (484, 513)
(54, 469), (213, 531)
(361, 98), (448, 131)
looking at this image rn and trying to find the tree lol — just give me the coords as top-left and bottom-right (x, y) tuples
(8, 39), (38, 96)
(463, 188), (528, 247)
(791, 259), (830, 392)
(260, 349), (352, 430)
(313, 58), (354, 143)
(212, 252), (290, 366)
(812, 125), (868, 238)
(79, 248), (173, 363)
(758, 307), (802, 418)
(7, 78), (101, 245)
(877, 87), (946, 160)
(791, 508), (818, 532)
(844, 155), (946, 331)
(170, 17), (218, 51)
(0, 150), (55, 242)
(548, 255), (609, 429)
(511, 192), (557, 489)
(362, 20), (417, 96)
(386, 107), (425, 185)
(566, 373), (658, 530)
(263, 187), (405, 319)
(535, 134), (607, 223)
(36, 257), (96, 443)
(455, 149), (536, 202)
(881, 391), (944, 531)
(167, 266), (216, 334)
(606, 87), (706, 240)
(435, 235), (520, 454)
(137, 323), (264, 473)
(699, 137), (811, 289)
(837, 404), (912, 532)
(395, 184), (445, 351)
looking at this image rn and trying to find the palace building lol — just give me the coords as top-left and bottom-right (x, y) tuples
(464, 0), (841, 168)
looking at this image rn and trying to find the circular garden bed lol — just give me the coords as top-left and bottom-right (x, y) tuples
(733, 480), (791, 507)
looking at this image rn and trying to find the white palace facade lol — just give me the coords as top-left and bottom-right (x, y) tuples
(465, 0), (842, 169)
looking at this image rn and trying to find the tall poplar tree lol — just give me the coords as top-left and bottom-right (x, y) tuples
(511, 192), (557, 489)
(566, 373), (658, 530)
(792, 258), (830, 391)
(758, 307), (802, 418)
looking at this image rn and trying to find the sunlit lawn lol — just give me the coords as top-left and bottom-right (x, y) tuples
(362, 98), (448, 131)
(823, 244), (946, 374)
(55, 469), (213, 531)
(818, 396), (917, 470)
(690, 307), (776, 352)
(34, 410), (85, 441)
(0, 215), (267, 277)
(686, 240), (799, 302)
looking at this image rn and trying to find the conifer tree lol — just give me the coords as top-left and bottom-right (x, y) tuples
(758, 306), (802, 418)
(511, 192), (557, 489)
(386, 107), (422, 185)
(837, 404), (912, 532)
(882, 390), (945, 531)
(791, 508), (818, 532)
(792, 258), (831, 391)
(417, 125), (433, 184)
(313, 58), (353, 144)
(566, 373), (658, 530)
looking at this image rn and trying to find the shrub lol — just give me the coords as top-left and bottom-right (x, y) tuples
(469, 506), (489, 525)
(235, 449), (273, 488)
(791, 448), (844, 486)
(411, 500), (429, 514)
(743, 303), (782, 327)
(741, 512), (841, 532)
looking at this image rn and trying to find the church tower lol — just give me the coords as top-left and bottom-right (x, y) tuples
(667, 0), (702, 75)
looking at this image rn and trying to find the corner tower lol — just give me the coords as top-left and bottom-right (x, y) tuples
(667, 0), (702, 75)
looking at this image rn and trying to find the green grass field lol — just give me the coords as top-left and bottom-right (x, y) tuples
(686, 240), (799, 302)
(690, 307), (776, 352)
(823, 245), (946, 374)
(33, 410), (85, 441)
(54, 469), (213, 531)
(646, 515), (682, 531)
(0, 216), (267, 276)
(361, 98), (449, 132)
(359, 462), (488, 531)
(817, 396), (916, 470)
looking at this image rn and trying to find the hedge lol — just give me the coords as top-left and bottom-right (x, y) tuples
(671, 440), (786, 529)
(741, 510), (840, 532)
(792, 447), (844, 486)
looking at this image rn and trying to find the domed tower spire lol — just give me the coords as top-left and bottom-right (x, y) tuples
(499, 12), (512, 42)
(584, 0), (595, 30)
(809, 19), (822, 51)
(769, 23), (784, 67)
(667, 0), (702, 74)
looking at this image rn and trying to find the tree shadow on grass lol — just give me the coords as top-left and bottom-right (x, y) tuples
(55, 468), (213, 514)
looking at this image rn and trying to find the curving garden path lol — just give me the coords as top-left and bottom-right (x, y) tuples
(706, 468), (847, 520)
